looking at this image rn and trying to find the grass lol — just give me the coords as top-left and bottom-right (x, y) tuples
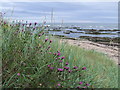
(1, 21), (118, 88)
(50, 37), (118, 88)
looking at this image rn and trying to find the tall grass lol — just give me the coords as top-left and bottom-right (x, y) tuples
(50, 38), (118, 88)
(1, 20), (118, 88)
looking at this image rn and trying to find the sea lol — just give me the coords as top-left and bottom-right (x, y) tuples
(46, 23), (118, 30)
(44, 23), (119, 38)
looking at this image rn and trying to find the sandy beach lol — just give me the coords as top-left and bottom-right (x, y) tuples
(60, 39), (119, 65)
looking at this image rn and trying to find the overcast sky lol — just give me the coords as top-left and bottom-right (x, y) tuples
(0, 1), (118, 23)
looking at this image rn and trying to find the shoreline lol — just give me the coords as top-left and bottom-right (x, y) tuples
(58, 38), (118, 65)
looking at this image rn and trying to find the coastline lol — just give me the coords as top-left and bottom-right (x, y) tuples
(59, 38), (118, 65)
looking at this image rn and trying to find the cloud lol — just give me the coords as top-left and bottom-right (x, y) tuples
(0, 2), (118, 23)
(0, 0), (119, 2)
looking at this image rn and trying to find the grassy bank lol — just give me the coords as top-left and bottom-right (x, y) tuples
(1, 22), (118, 88)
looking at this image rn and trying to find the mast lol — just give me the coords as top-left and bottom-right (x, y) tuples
(51, 8), (53, 27)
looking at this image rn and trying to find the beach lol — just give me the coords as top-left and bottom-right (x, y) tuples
(59, 38), (118, 65)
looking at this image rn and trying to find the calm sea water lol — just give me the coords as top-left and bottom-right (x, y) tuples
(46, 23), (118, 30)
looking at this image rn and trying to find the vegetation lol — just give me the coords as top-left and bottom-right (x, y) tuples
(1, 20), (118, 88)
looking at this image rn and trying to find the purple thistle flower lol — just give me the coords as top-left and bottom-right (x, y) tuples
(17, 73), (20, 76)
(50, 40), (52, 43)
(34, 22), (37, 25)
(54, 53), (57, 55)
(76, 86), (80, 88)
(57, 57), (61, 59)
(50, 67), (54, 70)
(47, 65), (51, 67)
(29, 23), (32, 26)
(73, 66), (78, 69)
(48, 46), (51, 49)
(66, 62), (69, 65)
(22, 29), (24, 32)
(64, 66), (69, 70)
(79, 82), (83, 85)
(61, 56), (65, 59)
(57, 51), (60, 53)
(57, 68), (64, 72)
(68, 70), (72, 73)
(57, 52), (61, 56)
(4, 22), (6, 25)
(82, 67), (86, 70)
(45, 39), (48, 42)
(57, 83), (61, 86)
(48, 52), (52, 54)
(86, 84), (90, 86)
(59, 60), (63, 62)
(38, 34), (41, 37)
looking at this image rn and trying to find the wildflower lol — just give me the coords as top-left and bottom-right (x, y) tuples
(64, 66), (69, 70)
(61, 56), (65, 59)
(38, 34), (41, 37)
(50, 40), (52, 43)
(57, 51), (60, 53)
(45, 39), (48, 42)
(22, 29), (24, 32)
(48, 65), (51, 67)
(50, 67), (54, 70)
(57, 83), (61, 86)
(54, 53), (57, 55)
(79, 82), (83, 85)
(34, 22), (37, 25)
(82, 67), (86, 70)
(48, 46), (51, 49)
(57, 52), (61, 56)
(59, 60), (63, 62)
(66, 62), (69, 65)
(57, 57), (61, 59)
(73, 66), (78, 69)
(57, 68), (64, 72)
(4, 22), (6, 25)
(86, 84), (90, 86)
(48, 52), (52, 54)
(68, 70), (72, 73)
(76, 86), (80, 88)
(17, 73), (20, 76)
(29, 23), (32, 26)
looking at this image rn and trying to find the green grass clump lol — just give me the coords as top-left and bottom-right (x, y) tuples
(1, 21), (118, 88)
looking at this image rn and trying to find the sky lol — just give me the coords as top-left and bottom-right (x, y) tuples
(0, 1), (118, 23)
